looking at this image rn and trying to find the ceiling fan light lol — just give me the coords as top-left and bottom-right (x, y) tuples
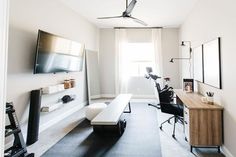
(97, 0), (147, 26)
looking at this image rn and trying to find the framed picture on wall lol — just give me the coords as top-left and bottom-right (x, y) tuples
(203, 38), (222, 89)
(193, 45), (204, 82)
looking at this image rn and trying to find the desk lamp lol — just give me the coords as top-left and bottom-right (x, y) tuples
(169, 41), (192, 63)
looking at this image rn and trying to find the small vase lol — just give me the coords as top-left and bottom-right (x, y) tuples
(207, 96), (214, 105)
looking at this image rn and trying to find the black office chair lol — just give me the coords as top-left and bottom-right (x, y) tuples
(159, 102), (183, 138)
(145, 68), (173, 109)
(156, 84), (183, 138)
(144, 68), (183, 138)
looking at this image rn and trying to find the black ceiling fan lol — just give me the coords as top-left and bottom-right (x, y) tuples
(97, 0), (147, 26)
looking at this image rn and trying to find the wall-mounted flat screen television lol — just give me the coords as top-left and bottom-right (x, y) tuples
(34, 30), (85, 74)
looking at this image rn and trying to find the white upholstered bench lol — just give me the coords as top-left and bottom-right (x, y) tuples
(91, 94), (132, 135)
(85, 103), (107, 121)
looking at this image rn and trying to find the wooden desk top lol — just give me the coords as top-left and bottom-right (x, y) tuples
(174, 89), (223, 110)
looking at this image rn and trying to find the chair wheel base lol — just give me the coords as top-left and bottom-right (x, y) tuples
(26, 153), (35, 157)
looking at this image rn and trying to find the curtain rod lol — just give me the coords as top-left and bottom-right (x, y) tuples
(114, 27), (163, 29)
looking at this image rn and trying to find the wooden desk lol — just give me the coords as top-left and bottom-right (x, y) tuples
(174, 89), (223, 152)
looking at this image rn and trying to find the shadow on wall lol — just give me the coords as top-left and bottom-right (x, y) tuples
(17, 92), (31, 124)
(8, 25), (38, 74)
(7, 25), (38, 122)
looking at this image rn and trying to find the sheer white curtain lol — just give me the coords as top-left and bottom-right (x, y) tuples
(115, 29), (163, 97)
(152, 29), (163, 87)
(152, 29), (163, 103)
(115, 29), (128, 95)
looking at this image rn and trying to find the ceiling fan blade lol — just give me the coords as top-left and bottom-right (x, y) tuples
(129, 16), (148, 26)
(97, 16), (123, 19)
(125, 0), (137, 15)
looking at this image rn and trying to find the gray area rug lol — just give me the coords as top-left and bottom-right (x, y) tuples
(42, 103), (162, 157)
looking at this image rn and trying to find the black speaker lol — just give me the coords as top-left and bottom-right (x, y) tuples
(26, 89), (41, 145)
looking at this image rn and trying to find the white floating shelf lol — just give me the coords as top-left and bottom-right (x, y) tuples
(41, 101), (63, 112)
(42, 84), (65, 95)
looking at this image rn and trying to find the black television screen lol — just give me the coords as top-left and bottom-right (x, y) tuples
(34, 30), (85, 74)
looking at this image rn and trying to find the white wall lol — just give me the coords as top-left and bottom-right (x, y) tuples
(162, 28), (180, 89)
(180, 0), (236, 156)
(7, 0), (99, 133)
(99, 28), (180, 97)
(99, 29), (116, 97)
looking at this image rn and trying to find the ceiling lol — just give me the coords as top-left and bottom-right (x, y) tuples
(59, 0), (198, 28)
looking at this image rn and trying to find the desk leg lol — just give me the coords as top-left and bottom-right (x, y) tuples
(124, 102), (131, 113)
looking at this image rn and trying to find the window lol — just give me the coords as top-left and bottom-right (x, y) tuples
(121, 42), (155, 77)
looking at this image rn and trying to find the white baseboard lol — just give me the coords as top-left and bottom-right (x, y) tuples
(100, 94), (155, 99)
(131, 95), (155, 99)
(90, 95), (101, 99)
(100, 94), (116, 98)
(222, 145), (235, 157)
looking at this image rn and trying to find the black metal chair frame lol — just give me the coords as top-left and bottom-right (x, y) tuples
(159, 102), (184, 138)
(144, 70), (184, 138)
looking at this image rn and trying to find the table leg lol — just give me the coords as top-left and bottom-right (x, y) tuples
(124, 102), (131, 113)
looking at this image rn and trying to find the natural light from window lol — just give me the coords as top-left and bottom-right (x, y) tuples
(121, 42), (155, 78)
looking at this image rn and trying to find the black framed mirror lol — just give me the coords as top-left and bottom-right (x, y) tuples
(203, 38), (222, 89)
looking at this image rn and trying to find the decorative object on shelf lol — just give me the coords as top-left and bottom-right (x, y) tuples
(64, 80), (72, 89)
(206, 92), (214, 105)
(183, 79), (194, 92)
(41, 102), (63, 112)
(61, 95), (75, 104)
(201, 96), (208, 103)
(70, 79), (76, 88)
